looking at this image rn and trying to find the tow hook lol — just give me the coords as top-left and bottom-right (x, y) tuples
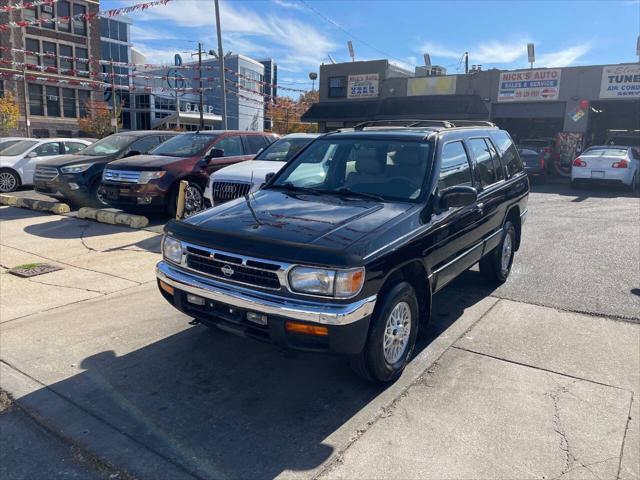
(189, 319), (200, 325)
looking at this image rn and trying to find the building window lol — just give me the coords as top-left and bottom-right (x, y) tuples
(57, 1), (71, 32)
(240, 67), (262, 93)
(46, 86), (61, 117)
(155, 97), (176, 111)
(78, 90), (90, 117)
(135, 94), (150, 109)
(0, 80), (4, 97)
(76, 47), (89, 76)
(100, 18), (109, 38)
(33, 129), (50, 138)
(328, 76), (347, 98)
(62, 88), (77, 118)
(24, 6), (38, 21)
(118, 21), (128, 42)
(28, 84), (44, 116)
(59, 44), (73, 74)
(25, 38), (39, 67)
(135, 112), (151, 129)
(42, 42), (57, 72)
(40, 3), (55, 29)
(72, 4), (86, 36)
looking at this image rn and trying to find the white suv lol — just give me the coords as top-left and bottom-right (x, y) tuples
(0, 138), (93, 192)
(204, 133), (319, 206)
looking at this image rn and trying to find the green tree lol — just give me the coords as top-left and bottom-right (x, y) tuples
(78, 99), (121, 138)
(267, 90), (319, 134)
(0, 92), (20, 134)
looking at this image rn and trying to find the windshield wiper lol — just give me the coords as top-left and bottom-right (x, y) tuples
(269, 183), (322, 194)
(335, 188), (384, 202)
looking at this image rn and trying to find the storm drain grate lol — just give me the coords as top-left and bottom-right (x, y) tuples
(8, 263), (62, 278)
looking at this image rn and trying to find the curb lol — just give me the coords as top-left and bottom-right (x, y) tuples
(77, 207), (149, 229)
(0, 194), (70, 214)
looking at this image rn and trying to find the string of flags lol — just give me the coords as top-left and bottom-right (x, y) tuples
(0, 0), (172, 31)
(0, 0), (58, 13)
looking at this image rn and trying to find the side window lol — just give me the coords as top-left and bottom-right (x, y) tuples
(244, 135), (268, 155)
(492, 131), (523, 178)
(64, 142), (88, 154)
(439, 141), (472, 190)
(469, 138), (498, 188)
(34, 142), (61, 156)
(215, 135), (244, 157)
(130, 136), (161, 153)
(485, 138), (504, 181)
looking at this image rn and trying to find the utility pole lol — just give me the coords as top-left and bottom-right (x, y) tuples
(21, 69), (31, 137)
(464, 52), (469, 74)
(214, 0), (227, 129)
(285, 108), (289, 133)
(175, 89), (180, 129)
(197, 42), (204, 130)
(110, 62), (118, 133)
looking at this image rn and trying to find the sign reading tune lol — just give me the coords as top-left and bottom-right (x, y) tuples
(600, 64), (640, 99)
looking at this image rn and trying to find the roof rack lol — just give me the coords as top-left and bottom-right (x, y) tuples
(352, 119), (496, 131)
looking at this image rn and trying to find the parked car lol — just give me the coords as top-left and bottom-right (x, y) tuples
(0, 138), (93, 193)
(156, 121), (529, 383)
(518, 147), (546, 182)
(101, 130), (276, 217)
(518, 137), (557, 174)
(204, 133), (320, 207)
(34, 131), (178, 208)
(571, 145), (639, 191)
(0, 137), (26, 154)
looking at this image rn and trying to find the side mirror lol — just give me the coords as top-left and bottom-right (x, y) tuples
(206, 148), (225, 161)
(124, 150), (140, 158)
(27, 151), (38, 158)
(264, 172), (276, 184)
(440, 185), (478, 209)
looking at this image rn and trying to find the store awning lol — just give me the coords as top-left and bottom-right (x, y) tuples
(152, 111), (222, 128)
(301, 101), (379, 122)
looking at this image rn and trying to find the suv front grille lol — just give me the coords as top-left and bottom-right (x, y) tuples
(185, 245), (282, 290)
(103, 169), (140, 183)
(34, 166), (59, 182)
(212, 181), (252, 204)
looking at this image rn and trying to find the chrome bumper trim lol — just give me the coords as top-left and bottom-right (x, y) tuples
(156, 261), (377, 326)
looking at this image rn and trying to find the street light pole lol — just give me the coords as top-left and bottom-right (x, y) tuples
(110, 62), (118, 133)
(198, 42), (204, 130)
(214, 0), (227, 129)
(21, 68), (31, 137)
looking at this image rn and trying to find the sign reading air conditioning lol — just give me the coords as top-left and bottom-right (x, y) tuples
(600, 64), (640, 99)
(347, 74), (379, 98)
(497, 69), (561, 102)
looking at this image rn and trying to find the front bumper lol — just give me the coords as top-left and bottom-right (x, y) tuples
(156, 261), (376, 354)
(101, 182), (167, 210)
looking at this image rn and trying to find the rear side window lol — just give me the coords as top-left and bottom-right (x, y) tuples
(439, 141), (472, 190)
(130, 136), (161, 154)
(64, 142), (88, 154)
(244, 135), (268, 154)
(492, 131), (523, 177)
(215, 135), (244, 156)
(469, 138), (498, 188)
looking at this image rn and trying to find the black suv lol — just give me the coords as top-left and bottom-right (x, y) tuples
(34, 131), (177, 208)
(156, 120), (529, 383)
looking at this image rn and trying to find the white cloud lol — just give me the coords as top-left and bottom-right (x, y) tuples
(537, 44), (591, 67)
(420, 39), (530, 64)
(130, 25), (178, 41)
(272, 0), (306, 11)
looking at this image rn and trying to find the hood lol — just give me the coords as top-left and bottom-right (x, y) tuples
(212, 160), (286, 183)
(107, 154), (185, 169)
(184, 188), (414, 256)
(37, 153), (114, 167)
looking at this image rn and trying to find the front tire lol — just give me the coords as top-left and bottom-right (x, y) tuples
(0, 169), (20, 193)
(350, 282), (419, 383)
(167, 180), (204, 218)
(479, 220), (516, 284)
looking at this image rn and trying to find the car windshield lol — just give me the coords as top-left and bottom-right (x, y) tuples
(255, 137), (315, 162)
(0, 140), (23, 153)
(81, 135), (136, 156)
(150, 133), (218, 157)
(583, 147), (627, 157)
(1, 140), (39, 156)
(270, 139), (433, 202)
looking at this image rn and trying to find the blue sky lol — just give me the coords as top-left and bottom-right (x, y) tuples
(106, 0), (640, 91)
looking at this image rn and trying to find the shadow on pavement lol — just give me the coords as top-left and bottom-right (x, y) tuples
(530, 178), (639, 199)
(15, 278), (493, 479)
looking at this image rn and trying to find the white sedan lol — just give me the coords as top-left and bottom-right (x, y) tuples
(0, 138), (93, 192)
(204, 133), (319, 206)
(571, 146), (639, 191)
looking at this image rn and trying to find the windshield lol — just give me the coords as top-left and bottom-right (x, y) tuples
(270, 139), (433, 202)
(150, 133), (218, 157)
(255, 137), (315, 162)
(0, 140), (23, 154)
(1, 140), (39, 156)
(81, 135), (136, 156)
(583, 147), (627, 157)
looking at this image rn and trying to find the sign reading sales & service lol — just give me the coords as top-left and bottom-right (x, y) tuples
(497, 69), (561, 102)
(600, 65), (640, 99)
(347, 74), (379, 98)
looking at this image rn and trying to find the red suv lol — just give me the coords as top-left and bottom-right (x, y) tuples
(101, 131), (276, 216)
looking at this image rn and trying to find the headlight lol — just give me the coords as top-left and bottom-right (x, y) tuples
(288, 266), (364, 298)
(138, 171), (166, 184)
(162, 236), (183, 264)
(60, 163), (91, 174)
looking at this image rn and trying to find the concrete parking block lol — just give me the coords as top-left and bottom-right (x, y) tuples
(78, 207), (149, 229)
(0, 194), (70, 214)
(322, 348), (632, 480)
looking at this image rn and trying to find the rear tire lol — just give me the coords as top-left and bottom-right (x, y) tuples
(479, 220), (516, 284)
(0, 168), (20, 193)
(350, 282), (419, 383)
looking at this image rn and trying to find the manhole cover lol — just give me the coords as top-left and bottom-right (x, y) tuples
(8, 263), (62, 278)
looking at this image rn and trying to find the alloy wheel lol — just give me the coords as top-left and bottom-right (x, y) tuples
(383, 301), (412, 364)
(501, 232), (513, 274)
(184, 184), (203, 217)
(0, 172), (17, 193)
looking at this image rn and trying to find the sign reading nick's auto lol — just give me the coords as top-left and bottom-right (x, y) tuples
(497, 69), (562, 102)
(600, 64), (640, 99)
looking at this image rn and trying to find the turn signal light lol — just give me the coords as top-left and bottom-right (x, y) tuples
(573, 158), (586, 167)
(285, 321), (329, 336)
(612, 159), (628, 169)
(159, 280), (174, 296)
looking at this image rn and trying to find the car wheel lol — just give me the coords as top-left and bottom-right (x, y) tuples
(479, 220), (516, 284)
(0, 169), (20, 193)
(88, 179), (108, 208)
(168, 181), (204, 218)
(350, 282), (419, 383)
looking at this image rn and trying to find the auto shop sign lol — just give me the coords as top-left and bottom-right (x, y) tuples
(498, 69), (561, 102)
(347, 74), (379, 98)
(600, 65), (640, 99)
